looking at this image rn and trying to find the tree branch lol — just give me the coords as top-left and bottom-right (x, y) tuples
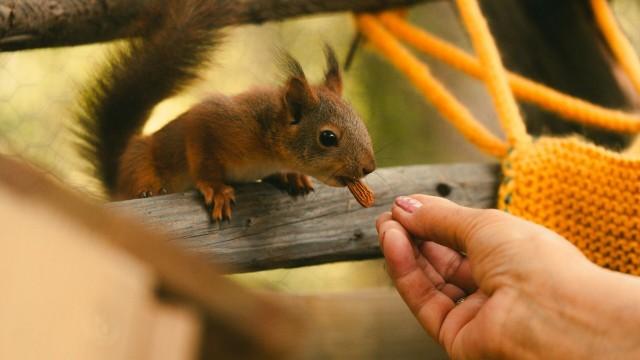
(108, 163), (499, 273)
(0, 0), (433, 51)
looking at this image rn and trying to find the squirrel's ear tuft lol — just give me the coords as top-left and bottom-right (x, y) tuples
(285, 76), (318, 124)
(279, 50), (306, 80)
(279, 50), (318, 123)
(323, 45), (342, 95)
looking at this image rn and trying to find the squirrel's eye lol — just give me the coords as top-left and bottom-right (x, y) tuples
(319, 130), (338, 147)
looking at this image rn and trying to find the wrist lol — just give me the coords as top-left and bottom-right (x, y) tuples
(587, 267), (640, 358)
(553, 264), (640, 359)
(503, 261), (640, 359)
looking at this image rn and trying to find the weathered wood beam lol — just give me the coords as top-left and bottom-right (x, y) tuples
(0, 0), (434, 51)
(109, 163), (500, 273)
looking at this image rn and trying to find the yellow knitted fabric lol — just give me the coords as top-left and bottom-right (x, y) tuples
(499, 138), (640, 274)
(357, 0), (640, 274)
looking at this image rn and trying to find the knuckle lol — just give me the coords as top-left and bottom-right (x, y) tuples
(379, 219), (402, 234)
(454, 208), (508, 250)
(469, 209), (509, 235)
(375, 212), (392, 228)
(478, 208), (506, 224)
(409, 194), (434, 205)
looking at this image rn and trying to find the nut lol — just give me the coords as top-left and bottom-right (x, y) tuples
(347, 180), (374, 208)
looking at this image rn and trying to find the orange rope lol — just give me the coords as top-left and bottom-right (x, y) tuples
(358, 0), (640, 276)
(377, 12), (640, 133)
(592, 0), (640, 95)
(356, 0), (640, 154)
(455, 0), (530, 147)
(356, 15), (508, 156)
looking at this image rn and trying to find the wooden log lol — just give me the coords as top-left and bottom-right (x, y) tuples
(0, 0), (434, 51)
(109, 163), (500, 272)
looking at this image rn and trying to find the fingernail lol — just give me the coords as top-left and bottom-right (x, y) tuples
(395, 196), (422, 213)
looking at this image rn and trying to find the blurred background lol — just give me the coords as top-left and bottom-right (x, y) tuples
(1, 0), (639, 293)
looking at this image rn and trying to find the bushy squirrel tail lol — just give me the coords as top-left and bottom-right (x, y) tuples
(76, 0), (228, 194)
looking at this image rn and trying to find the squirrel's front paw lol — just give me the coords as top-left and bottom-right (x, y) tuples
(263, 172), (314, 197)
(196, 181), (235, 222)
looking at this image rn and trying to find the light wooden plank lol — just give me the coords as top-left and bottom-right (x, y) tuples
(109, 163), (499, 272)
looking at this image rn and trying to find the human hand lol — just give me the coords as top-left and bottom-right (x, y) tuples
(376, 195), (640, 359)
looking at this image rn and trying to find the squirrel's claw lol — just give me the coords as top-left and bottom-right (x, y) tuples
(197, 181), (235, 223)
(212, 192), (234, 222)
(138, 187), (168, 198)
(138, 191), (152, 198)
(297, 174), (314, 195)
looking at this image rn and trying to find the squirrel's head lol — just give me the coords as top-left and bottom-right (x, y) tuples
(279, 46), (375, 187)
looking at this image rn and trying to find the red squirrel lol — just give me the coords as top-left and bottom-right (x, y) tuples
(76, 0), (376, 221)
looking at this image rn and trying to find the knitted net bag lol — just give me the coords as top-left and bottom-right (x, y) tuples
(357, 0), (640, 274)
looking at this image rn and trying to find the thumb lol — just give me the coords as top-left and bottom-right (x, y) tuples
(390, 195), (539, 258)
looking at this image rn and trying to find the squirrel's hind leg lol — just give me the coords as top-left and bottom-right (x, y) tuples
(186, 141), (235, 222)
(117, 136), (168, 198)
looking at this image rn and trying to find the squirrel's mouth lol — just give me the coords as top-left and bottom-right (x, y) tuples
(319, 174), (363, 188)
(316, 175), (351, 188)
(336, 176), (357, 187)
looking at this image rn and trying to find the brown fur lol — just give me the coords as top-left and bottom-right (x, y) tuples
(77, 0), (375, 221)
(117, 62), (376, 221)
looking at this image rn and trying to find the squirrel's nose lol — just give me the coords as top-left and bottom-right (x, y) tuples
(362, 159), (376, 176)
(361, 154), (376, 177)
